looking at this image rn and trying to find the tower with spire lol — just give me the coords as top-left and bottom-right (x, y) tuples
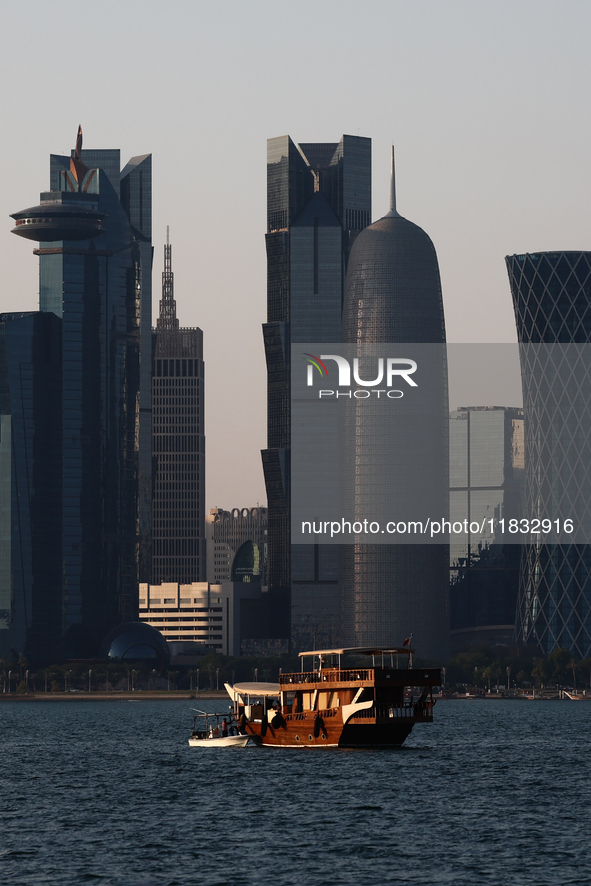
(7, 127), (153, 659)
(151, 233), (205, 584)
(340, 148), (449, 662)
(157, 227), (179, 331)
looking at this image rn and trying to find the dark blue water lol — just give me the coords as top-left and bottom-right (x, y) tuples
(1, 699), (589, 885)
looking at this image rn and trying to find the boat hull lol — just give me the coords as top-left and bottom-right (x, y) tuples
(244, 711), (420, 748)
(188, 734), (250, 748)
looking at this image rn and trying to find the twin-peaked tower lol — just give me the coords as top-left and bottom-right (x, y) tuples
(263, 135), (372, 648)
(263, 137), (449, 658)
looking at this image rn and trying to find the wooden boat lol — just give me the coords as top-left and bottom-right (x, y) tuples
(188, 709), (250, 747)
(225, 646), (440, 748)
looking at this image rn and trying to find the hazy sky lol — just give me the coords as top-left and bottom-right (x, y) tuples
(1, 0), (589, 508)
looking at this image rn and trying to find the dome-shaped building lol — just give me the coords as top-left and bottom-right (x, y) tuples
(99, 621), (170, 670)
(339, 150), (449, 661)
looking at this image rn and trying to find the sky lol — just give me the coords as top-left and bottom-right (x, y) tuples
(1, 0), (590, 509)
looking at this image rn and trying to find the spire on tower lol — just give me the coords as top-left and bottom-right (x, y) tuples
(386, 145), (401, 218)
(69, 124), (89, 188)
(157, 228), (179, 330)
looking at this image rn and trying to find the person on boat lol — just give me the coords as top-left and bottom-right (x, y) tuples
(221, 718), (228, 737)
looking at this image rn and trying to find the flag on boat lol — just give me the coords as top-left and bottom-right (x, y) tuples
(403, 637), (411, 647)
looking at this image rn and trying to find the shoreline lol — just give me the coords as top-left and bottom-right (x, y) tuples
(0, 691), (229, 702)
(1, 691), (578, 702)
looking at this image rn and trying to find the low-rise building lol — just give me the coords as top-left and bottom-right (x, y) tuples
(138, 580), (265, 656)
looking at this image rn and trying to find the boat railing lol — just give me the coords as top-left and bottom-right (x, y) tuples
(281, 668), (373, 685)
(280, 701), (434, 722)
(350, 701), (435, 721)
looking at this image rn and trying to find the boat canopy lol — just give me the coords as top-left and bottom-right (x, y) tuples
(298, 647), (412, 657)
(231, 682), (280, 696)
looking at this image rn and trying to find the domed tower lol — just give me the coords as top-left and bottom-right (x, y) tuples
(340, 149), (449, 661)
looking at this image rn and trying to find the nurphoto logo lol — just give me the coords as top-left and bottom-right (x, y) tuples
(303, 353), (418, 398)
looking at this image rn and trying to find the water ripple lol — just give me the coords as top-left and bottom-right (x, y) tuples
(0, 699), (589, 885)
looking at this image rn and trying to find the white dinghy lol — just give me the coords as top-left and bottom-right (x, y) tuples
(188, 709), (250, 748)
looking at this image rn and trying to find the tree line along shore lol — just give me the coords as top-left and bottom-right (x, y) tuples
(2, 646), (590, 696)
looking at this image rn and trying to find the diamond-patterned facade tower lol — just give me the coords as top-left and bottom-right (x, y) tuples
(506, 251), (591, 657)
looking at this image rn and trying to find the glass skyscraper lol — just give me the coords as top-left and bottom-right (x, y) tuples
(151, 233), (205, 584)
(507, 251), (591, 658)
(263, 135), (371, 649)
(9, 129), (152, 658)
(449, 406), (524, 651)
(0, 312), (62, 659)
(340, 152), (449, 661)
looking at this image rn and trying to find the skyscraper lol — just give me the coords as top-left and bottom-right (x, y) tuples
(507, 251), (591, 658)
(0, 311), (62, 659)
(9, 127), (152, 658)
(340, 151), (449, 661)
(263, 135), (371, 649)
(449, 406), (524, 653)
(151, 232), (205, 584)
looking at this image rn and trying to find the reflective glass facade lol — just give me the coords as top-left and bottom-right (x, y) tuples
(0, 312), (62, 659)
(449, 407), (524, 647)
(263, 135), (371, 650)
(9, 141), (152, 659)
(340, 188), (449, 661)
(507, 251), (591, 657)
(120, 155), (153, 578)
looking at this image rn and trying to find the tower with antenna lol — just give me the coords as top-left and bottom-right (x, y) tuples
(152, 230), (205, 584)
(340, 148), (449, 662)
(157, 226), (179, 331)
(7, 127), (153, 659)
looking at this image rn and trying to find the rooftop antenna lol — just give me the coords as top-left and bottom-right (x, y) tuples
(157, 226), (179, 330)
(69, 124), (89, 190)
(386, 145), (401, 219)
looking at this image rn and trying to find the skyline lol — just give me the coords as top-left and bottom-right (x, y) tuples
(2, 0), (591, 508)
